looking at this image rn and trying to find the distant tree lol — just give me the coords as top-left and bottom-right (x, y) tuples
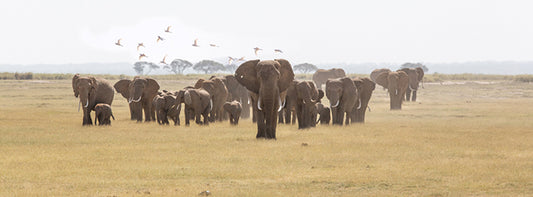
(293, 63), (318, 73)
(193, 60), (225, 74)
(164, 59), (193, 74)
(224, 64), (237, 73)
(400, 62), (429, 72)
(133, 61), (159, 75)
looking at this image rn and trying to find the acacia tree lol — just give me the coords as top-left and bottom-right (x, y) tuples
(400, 62), (429, 72)
(293, 63), (318, 73)
(133, 61), (159, 75)
(164, 59), (193, 74)
(193, 60), (225, 74)
(224, 64), (237, 73)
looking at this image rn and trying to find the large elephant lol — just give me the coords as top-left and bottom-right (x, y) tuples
(370, 68), (391, 85)
(114, 77), (160, 122)
(295, 81), (323, 129)
(351, 77), (375, 123)
(376, 71), (409, 110)
(398, 67), (424, 101)
(195, 77), (228, 122)
(278, 81), (298, 124)
(183, 88), (212, 125)
(222, 75), (250, 119)
(72, 74), (114, 125)
(325, 77), (358, 125)
(312, 68), (346, 89)
(235, 59), (294, 139)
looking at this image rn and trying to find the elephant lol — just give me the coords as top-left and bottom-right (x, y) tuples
(195, 77), (228, 122)
(222, 75), (250, 119)
(114, 77), (160, 122)
(295, 81), (323, 129)
(370, 68), (391, 86)
(72, 74), (114, 125)
(351, 77), (375, 123)
(94, 103), (115, 125)
(312, 68), (346, 89)
(235, 59), (295, 139)
(398, 67), (424, 101)
(223, 100), (242, 125)
(376, 71), (409, 110)
(153, 91), (181, 125)
(278, 81), (298, 124)
(316, 103), (330, 125)
(325, 77), (358, 125)
(183, 88), (212, 125)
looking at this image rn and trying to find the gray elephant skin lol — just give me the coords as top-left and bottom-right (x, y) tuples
(351, 77), (375, 123)
(295, 81), (323, 129)
(375, 70), (409, 110)
(312, 68), (346, 89)
(183, 88), (212, 125)
(195, 77), (228, 122)
(235, 59), (295, 139)
(72, 74), (114, 125)
(114, 77), (160, 122)
(398, 67), (424, 101)
(326, 77), (358, 125)
(223, 100), (242, 125)
(94, 103), (115, 125)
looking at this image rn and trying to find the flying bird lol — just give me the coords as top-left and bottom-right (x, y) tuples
(160, 55), (168, 65)
(192, 39), (199, 47)
(274, 49), (283, 53)
(115, 38), (123, 47)
(228, 56), (235, 65)
(209, 44), (219, 47)
(139, 53), (147, 60)
(164, 26), (172, 33)
(237, 57), (246, 61)
(137, 43), (145, 51)
(253, 47), (262, 56)
(157, 36), (165, 42)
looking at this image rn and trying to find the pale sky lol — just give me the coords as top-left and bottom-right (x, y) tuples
(1, 0), (532, 65)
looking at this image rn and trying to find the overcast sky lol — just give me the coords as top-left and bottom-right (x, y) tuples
(1, 0), (532, 65)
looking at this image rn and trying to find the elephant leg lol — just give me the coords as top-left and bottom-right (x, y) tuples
(82, 109), (92, 126)
(142, 103), (150, 122)
(256, 111), (266, 138)
(129, 103), (134, 120)
(412, 90), (417, 101)
(235, 114), (240, 124)
(296, 104), (304, 129)
(185, 108), (190, 126)
(278, 110), (284, 123)
(405, 88), (411, 101)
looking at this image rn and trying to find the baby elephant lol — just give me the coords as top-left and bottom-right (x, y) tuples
(223, 100), (242, 125)
(94, 103), (115, 125)
(316, 103), (330, 125)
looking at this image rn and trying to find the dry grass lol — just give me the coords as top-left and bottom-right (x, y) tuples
(0, 79), (532, 196)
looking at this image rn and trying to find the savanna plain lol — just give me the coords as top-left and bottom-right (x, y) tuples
(0, 76), (532, 196)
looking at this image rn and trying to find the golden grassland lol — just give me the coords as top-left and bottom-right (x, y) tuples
(0, 78), (532, 196)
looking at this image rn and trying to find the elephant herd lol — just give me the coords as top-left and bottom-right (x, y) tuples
(71, 60), (424, 140)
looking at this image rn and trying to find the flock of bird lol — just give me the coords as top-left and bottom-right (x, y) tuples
(114, 25), (284, 65)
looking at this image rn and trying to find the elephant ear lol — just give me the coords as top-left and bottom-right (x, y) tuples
(341, 77), (357, 95)
(194, 79), (205, 89)
(416, 67), (424, 81)
(145, 78), (160, 95)
(307, 81), (321, 101)
(114, 79), (131, 99)
(353, 78), (364, 91)
(164, 95), (177, 110)
(398, 71), (409, 89)
(212, 77), (227, 91)
(72, 74), (80, 97)
(235, 59), (260, 94)
(275, 59), (295, 93)
(375, 72), (389, 88)
(89, 77), (98, 90)
(363, 77), (376, 91)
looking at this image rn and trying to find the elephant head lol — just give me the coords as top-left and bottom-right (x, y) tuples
(325, 77), (358, 125)
(72, 74), (97, 110)
(399, 68), (420, 91)
(351, 77), (375, 123)
(295, 81), (323, 129)
(235, 59), (294, 139)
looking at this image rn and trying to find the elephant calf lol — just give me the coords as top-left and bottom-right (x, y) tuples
(223, 100), (242, 125)
(316, 103), (330, 125)
(94, 103), (115, 125)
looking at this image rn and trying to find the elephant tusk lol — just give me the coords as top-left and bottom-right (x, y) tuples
(331, 100), (340, 108)
(132, 96), (142, 103)
(395, 89), (398, 95)
(277, 96), (283, 112)
(128, 97), (132, 104)
(357, 98), (362, 110)
(409, 84), (415, 91)
(208, 99), (213, 112)
(84, 100), (89, 108)
(257, 97), (262, 111)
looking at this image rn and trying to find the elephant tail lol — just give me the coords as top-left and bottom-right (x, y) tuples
(111, 114), (115, 120)
(184, 90), (192, 105)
